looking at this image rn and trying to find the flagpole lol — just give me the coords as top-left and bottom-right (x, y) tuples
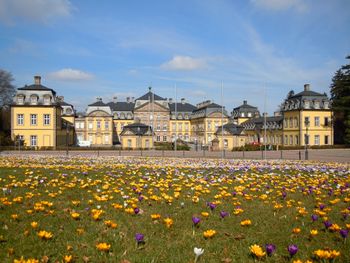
(264, 86), (267, 160)
(174, 83), (177, 157)
(221, 81), (224, 160)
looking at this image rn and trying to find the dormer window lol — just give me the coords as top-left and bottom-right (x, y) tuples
(30, 95), (38, 105)
(314, 101), (320, 109)
(247, 112), (252, 117)
(323, 101), (329, 109)
(17, 95), (25, 105)
(303, 100), (310, 109)
(66, 108), (72, 115)
(241, 112), (245, 117)
(43, 95), (51, 105)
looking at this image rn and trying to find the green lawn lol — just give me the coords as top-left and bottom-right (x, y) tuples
(0, 156), (349, 262)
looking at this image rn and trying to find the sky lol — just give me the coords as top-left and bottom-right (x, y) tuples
(0, 0), (349, 113)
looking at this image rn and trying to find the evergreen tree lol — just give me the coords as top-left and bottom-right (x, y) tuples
(330, 56), (350, 144)
(0, 69), (16, 107)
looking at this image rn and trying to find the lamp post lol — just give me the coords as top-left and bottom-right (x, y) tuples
(304, 118), (310, 160)
(66, 122), (69, 157)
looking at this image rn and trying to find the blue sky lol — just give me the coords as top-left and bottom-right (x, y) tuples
(0, 0), (349, 113)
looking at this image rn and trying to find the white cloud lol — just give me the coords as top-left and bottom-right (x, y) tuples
(251, 0), (307, 12)
(161, 56), (208, 71)
(48, 68), (93, 81)
(0, 0), (72, 24)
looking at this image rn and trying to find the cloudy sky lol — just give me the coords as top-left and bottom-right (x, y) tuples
(1, 0), (349, 113)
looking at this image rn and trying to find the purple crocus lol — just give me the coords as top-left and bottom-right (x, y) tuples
(287, 244), (298, 257)
(324, 220), (332, 229)
(265, 244), (276, 256)
(192, 216), (201, 226)
(319, 204), (325, 210)
(134, 208), (140, 214)
(311, 214), (318, 222)
(340, 229), (349, 239)
(208, 202), (216, 210)
(220, 211), (229, 219)
(135, 233), (144, 243)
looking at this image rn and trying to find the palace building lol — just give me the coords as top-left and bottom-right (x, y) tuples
(11, 76), (334, 149)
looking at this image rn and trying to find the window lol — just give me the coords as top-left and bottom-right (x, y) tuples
(163, 124), (167, 131)
(104, 135), (109, 143)
(178, 134), (183, 139)
(17, 96), (24, 105)
(295, 135), (299, 145)
(185, 123), (189, 131)
(207, 121), (212, 130)
(43, 96), (50, 105)
(145, 139), (150, 148)
(184, 134), (189, 141)
(156, 135), (160, 142)
(127, 139), (132, 148)
(284, 135), (288, 145)
(30, 96), (37, 105)
(324, 117), (329, 126)
(224, 139), (228, 148)
(304, 100), (310, 109)
(43, 114), (50, 125)
(88, 135), (93, 143)
(314, 101), (319, 109)
(314, 135), (320, 145)
(163, 136), (167, 142)
(97, 121), (101, 129)
(289, 135), (293, 145)
(208, 134), (212, 142)
(248, 112), (252, 117)
(105, 121), (109, 130)
(88, 122), (93, 130)
(304, 117), (310, 127)
(17, 114), (24, 125)
(77, 134), (83, 143)
(172, 123), (176, 131)
(289, 118), (293, 128)
(157, 123), (161, 131)
(30, 114), (37, 125)
(325, 135), (329, 145)
(30, 135), (37, 146)
(178, 123), (182, 131)
(241, 112), (245, 117)
(314, 117), (320, 127)
(294, 117), (298, 127)
(284, 119), (288, 128)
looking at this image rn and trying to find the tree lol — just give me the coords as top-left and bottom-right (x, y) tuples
(0, 69), (16, 108)
(330, 56), (350, 145)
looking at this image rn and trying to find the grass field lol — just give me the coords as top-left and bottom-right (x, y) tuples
(0, 156), (349, 263)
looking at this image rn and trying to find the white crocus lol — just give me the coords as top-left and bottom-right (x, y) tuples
(194, 247), (204, 262)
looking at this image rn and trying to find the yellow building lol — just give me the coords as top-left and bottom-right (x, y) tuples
(191, 100), (229, 148)
(213, 123), (246, 150)
(11, 76), (74, 148)
(281, 84), (333, 146)
(119, 122), (154, 149)
(231, 100), (260, 125)
(75, 98), (113, 146)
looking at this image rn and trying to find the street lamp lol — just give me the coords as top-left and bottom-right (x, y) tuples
(304, 118), (310, 160)
(66, 122), (69, 156)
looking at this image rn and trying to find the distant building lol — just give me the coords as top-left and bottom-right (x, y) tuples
(10, 77), (334, 149)
(11, 76), (74, 148)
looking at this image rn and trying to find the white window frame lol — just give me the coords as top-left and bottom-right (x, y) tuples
(30, 135), (37, 146)
(314, 135), (320, 145)
(30, 114), (37, 125)
(43, 114), (50, 125)
(17, 114), (24, 125)
(314, 116), (320, 127)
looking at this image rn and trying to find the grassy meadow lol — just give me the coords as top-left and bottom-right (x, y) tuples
(0, 156), (349, 263)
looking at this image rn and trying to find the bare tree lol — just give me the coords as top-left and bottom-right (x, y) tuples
(0, 69), (16, 108)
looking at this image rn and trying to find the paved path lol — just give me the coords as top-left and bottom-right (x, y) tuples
(1, 148), (349, 163)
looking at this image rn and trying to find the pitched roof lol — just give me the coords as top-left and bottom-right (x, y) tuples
(18, 84), (56, 95)
(193, 102), (223, 112)
(136, 90), (166, 101)
(216, 123), (245, 135)
(88, 101), (108, 107)
(58, 101), (73, 107)
(122, 123), (152, 136)
(233, 101), (258, 111)
(290, 90), (326, 99)
(107, 101), (135, 111)
(169, 102), (197, 112)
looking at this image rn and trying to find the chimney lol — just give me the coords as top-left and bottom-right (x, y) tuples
(148, 86), (152, 92)
(126, 97), (130, 103)
(34, 76), (41, 85)
(96, 97), (102, 102)
(243, 100), (247, 105)
(113, 96), (117, 103)
(57, 96), (64, 102)
(304, 84), (310, 91)
(169, 98), (173, 104)
(181, 98), (185, 104)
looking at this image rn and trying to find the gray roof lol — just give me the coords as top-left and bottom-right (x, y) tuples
(107, 101), (135, 111)
(290, 90), (326, 99)
(122, 123), (152, 136)
(58, 101), (73, 107)
(136, 90), (166, 101)
(18, 84), (56, 95)
(88, 101), (107, 107)
(242, 116), (283, 130)
(169, 102), (196, 112)
(233, 101), (258, 111)
(216, 123), (245, 135)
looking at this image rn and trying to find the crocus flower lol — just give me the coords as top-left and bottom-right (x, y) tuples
(220, 211), (229, 219)
(208, 202), (216, 210)
(134, 208), (140, 214)
(192, 216), (201, 226)
(324, 220), (332, 229)
(340, 229), (349, 239)
(311, 214), (318, 222)
(194, 247), (204, 263)
(319, 204), (325, 210)
(287, 244), (298, 257)
(265, 244), (276, 256)
(135, 233), (144, 244)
